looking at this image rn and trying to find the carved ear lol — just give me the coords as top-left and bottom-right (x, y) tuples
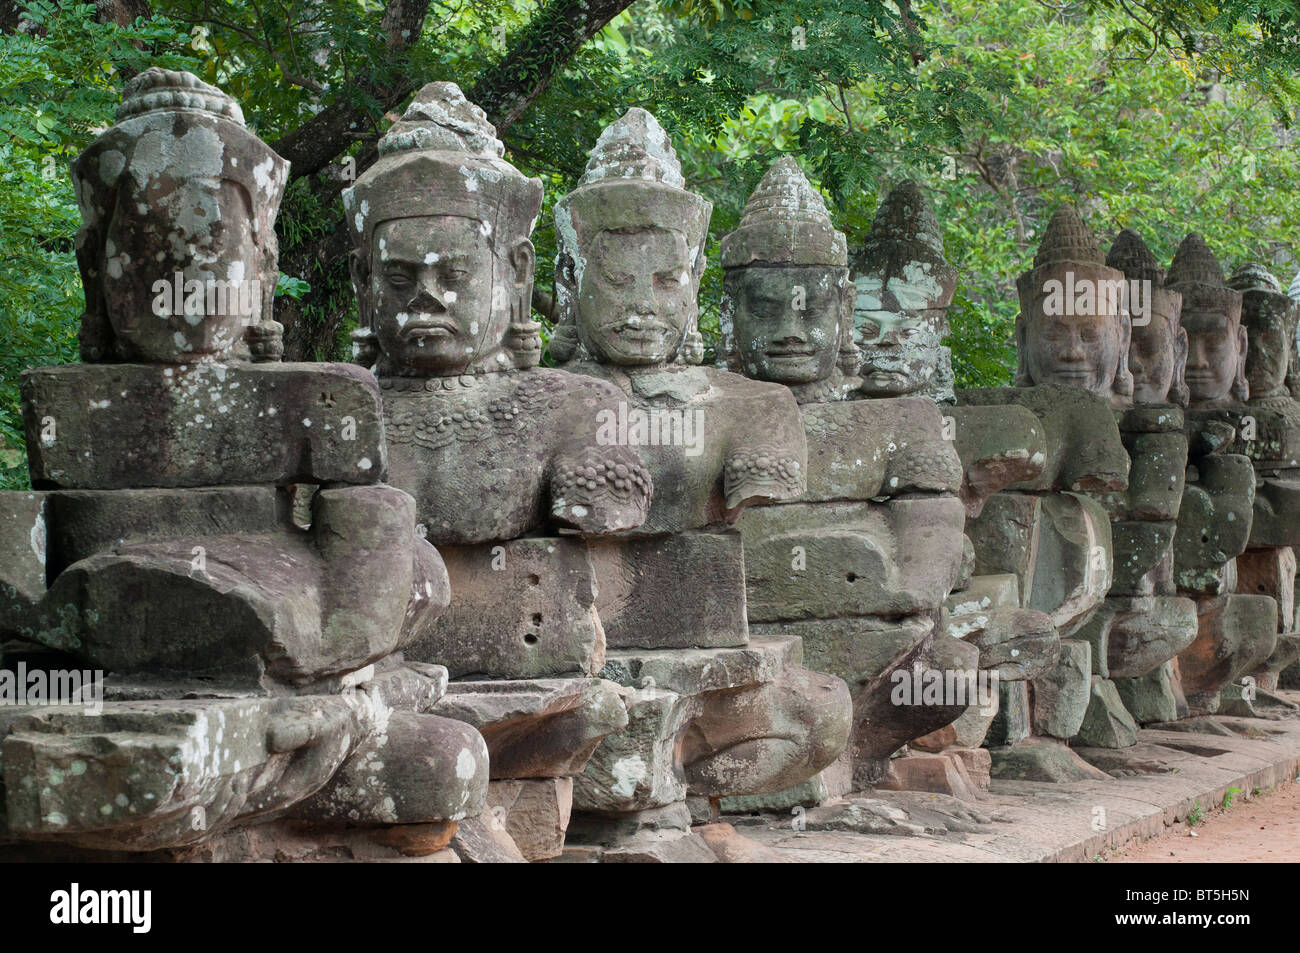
(508, 238), (536, 292)
(348, 249), (372, 330)
(1014, 313), (1033, 386)
(1171, 325), (1190, 407)
(1233, 324), (1251, 402)
(1114, 312), (1134, 398)
(836, 273), (862, 377)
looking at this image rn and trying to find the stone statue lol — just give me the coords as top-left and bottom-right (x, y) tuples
(341, 82), (656, 860)
(550, 111), (851, 858)
(1107, 228), (1188, 407)
(1015, 206), (1133, 408)
(0, 70), (487, 860)
(1163, 235), (1277, 715)
(723, 159), (1032, 797)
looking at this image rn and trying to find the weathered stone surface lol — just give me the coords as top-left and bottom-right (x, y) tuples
(1250, 477), (1300, 548)
(1031, 638), (1092, 739)
(850, 181), (959, 403)
(589, 531), (747, 648)
(434, 678), (628, 779)
(1101, 595), (1198, 678)
(36, 485), (444, 687)
(449, 813), (528, 863)
(41, 486), (279, 578)
(751, 615), (931, 690)
(23, 362), (386, 489)
(946, 403), (1047, 517)
(1113, 661), (1181, 724)
(969, 491), (1113, 637)
(485, 778), (573, 862)
(1108, 520), (1178, 595)
(796, 398), (962, 500)
(988, 737), (1111, 782)
(877, 750), (985, 800)
(740, 497), (965, 622)
(1095, 430), (1187, 523)
(408, 537), (604, 678)
(985, 680), (1030, 747)
(379, 370), (653, 546)
(1073, 677), (1139, 748)
(293, 712), (489, 824)
(1177, 593), (1279, 695)
(952, 606), (1059, 682)
(693, 822), (789, 863)
(0, 492), (46, 637)
(575, 638), (849, 811)
(944, 572), (1020, 616)
(1232, 547), (1296, 632)
(0, 665), (469, 851)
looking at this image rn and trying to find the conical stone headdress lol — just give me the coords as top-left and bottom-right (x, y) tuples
(343, 82), (542, 253)
(720, 157), (846, 268)
(851, 180), (957, 311)
(1167, 233), (1242, 320)
(1106, 228), (1165, 285)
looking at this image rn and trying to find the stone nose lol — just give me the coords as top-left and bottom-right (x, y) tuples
(410, 275), (449, 312)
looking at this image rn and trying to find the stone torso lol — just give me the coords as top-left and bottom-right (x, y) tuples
(564, 362), (807, 535)
(381, 367), (648, 545)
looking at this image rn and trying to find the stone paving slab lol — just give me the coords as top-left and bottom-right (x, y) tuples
(731, 698), (1300, 863)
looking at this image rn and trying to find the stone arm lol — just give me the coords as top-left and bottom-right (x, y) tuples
(546, 380), (653, 536)
(721, 386), (808, 515)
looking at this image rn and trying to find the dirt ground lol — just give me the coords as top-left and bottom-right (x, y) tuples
(1106, 776), (1300, 862)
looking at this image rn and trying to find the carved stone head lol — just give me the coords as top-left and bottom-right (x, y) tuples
(550, 108), (711, 367)
(71, 68), (288, 364)
(719, 157), (855, 397)
(1015, 206), (1133, 407)
(1167, 233), (1247, 406)
(851, 181), (958, 400)
(1106, 228), (1187, 407)
(344, 83), (544, 378)
(1230, 263), (1296, 403)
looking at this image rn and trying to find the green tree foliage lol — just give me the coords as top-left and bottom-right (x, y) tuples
(1, 0), (1297, 488)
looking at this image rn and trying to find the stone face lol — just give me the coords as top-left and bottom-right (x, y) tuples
(1106, 228), (1188, 408)
(850, 181), (959, 402)
(588, 531), (748, 649)
(1168, 233), (1247, 409)
(409, 537), (604, 678)
(70, 68), (287, 364)
(23, 362), (386, 489)
(1093, 596), (1199, 679)
(1015, 207), (1133, 409)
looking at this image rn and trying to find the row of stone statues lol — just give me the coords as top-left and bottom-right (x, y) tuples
(0, 69), (1296, 861)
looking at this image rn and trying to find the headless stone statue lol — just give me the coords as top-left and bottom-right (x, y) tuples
(549, 111), (851, 858)
(724, 160), (1006, 795)
(341, 83), (651, 859)
(0, 70), (487, 859)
